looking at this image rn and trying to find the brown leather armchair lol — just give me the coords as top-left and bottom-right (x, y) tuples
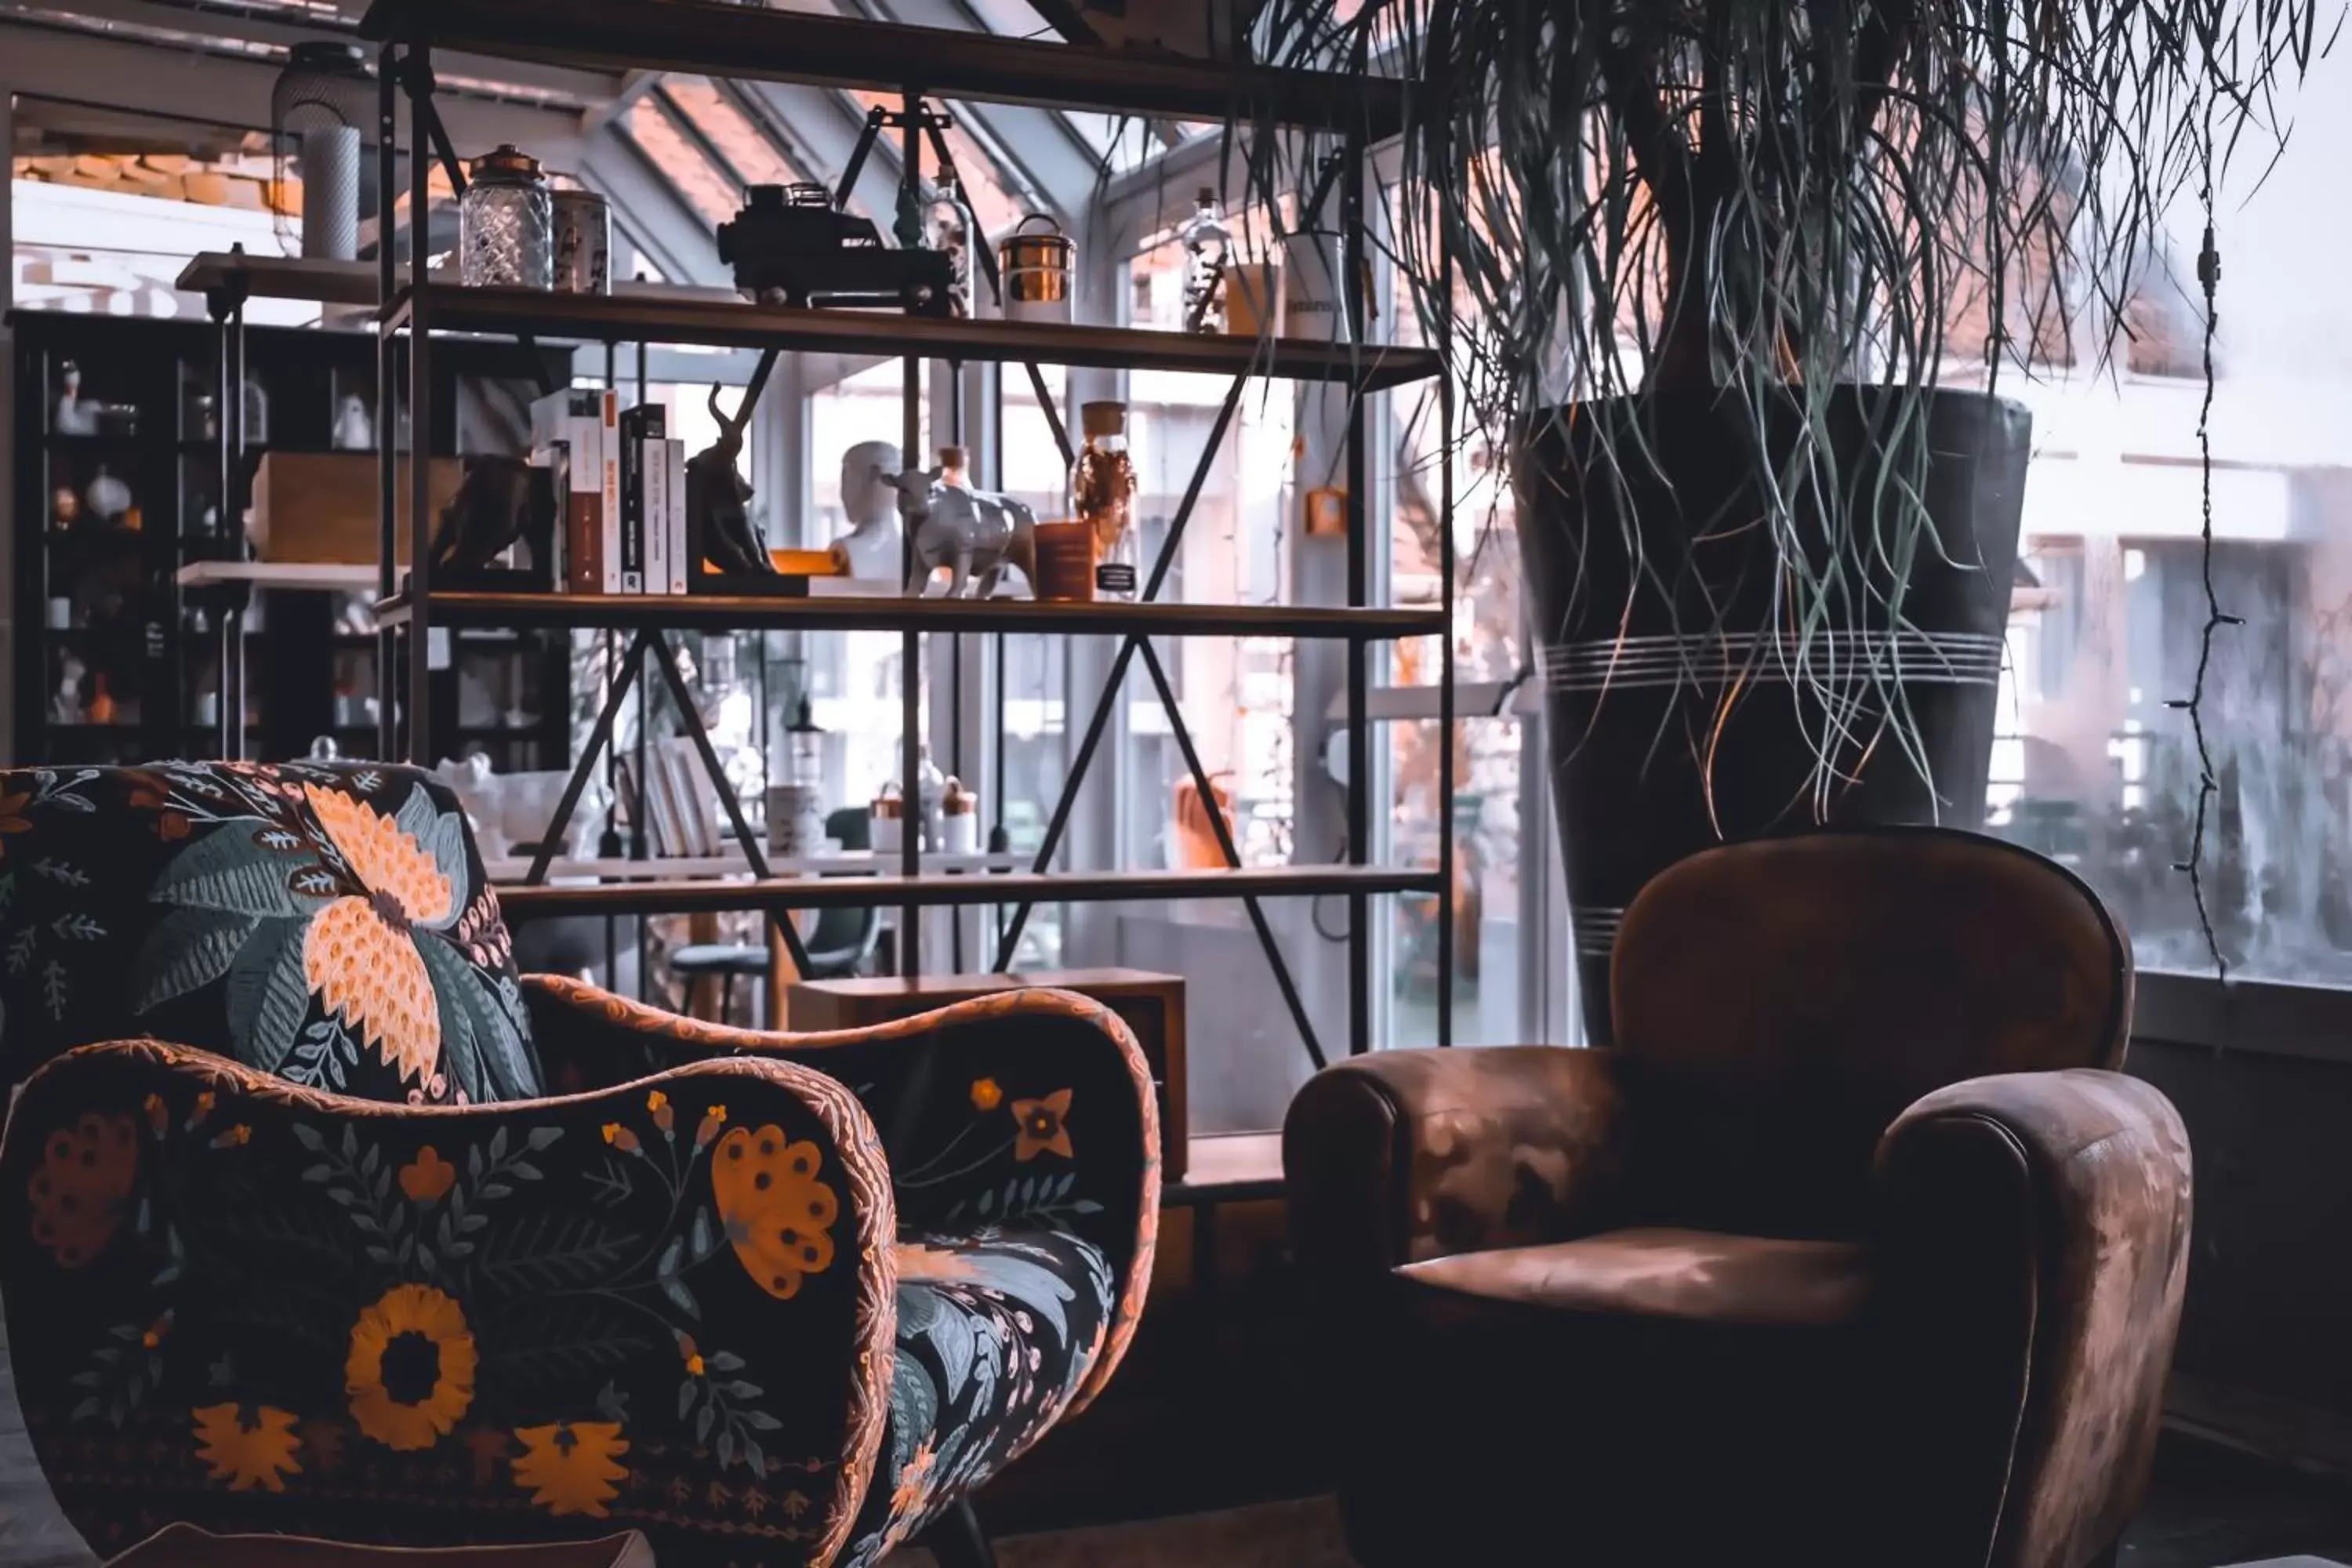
(1285, 829), (2189, 1568)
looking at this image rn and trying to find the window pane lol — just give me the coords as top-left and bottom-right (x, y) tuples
(1984, 45), (2352, 983)
(1390, 717), (1523, 1044)
(621, 99), (734, 228)
(659, 78), (806, 191)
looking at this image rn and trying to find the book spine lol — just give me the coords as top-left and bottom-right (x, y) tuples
(598, 390), (621, 593)
(665, 438), (688, 593)
(645, 445), (669, 595)
(618, 409), (646, 596)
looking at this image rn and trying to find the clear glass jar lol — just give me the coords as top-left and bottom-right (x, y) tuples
(1180, 187), (1231, 334)
(459, 144), (554, 289)
(1073, 401), (1138, 600)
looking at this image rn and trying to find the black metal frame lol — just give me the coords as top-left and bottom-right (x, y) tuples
(367, 16), (1454, 1059)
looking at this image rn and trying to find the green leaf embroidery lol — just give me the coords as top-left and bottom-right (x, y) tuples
(152, 826), (310, 917)
(132, 907), (257, 1014)
(413, 935), (483, 1104)
(226, 917), (314, 1076)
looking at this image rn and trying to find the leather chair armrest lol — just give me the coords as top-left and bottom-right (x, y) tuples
(1873, 1069), (2192, 1568)
(1283, 1046), (1633, 1274)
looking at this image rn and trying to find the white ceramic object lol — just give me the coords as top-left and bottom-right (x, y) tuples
(835, 440), (905, 579)
(765, 782), (826, 857)
(1281, 230), (1345, 342)
(434, 754), (607, 860)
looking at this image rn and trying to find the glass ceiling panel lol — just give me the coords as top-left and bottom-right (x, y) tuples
(956, 0), (1062, 42)
(844, 90), (1029, 234)
(662, 76), (808, 189)
(623, 97), (739, 228)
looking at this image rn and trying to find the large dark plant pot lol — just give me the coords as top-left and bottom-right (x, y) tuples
(1519, 386), (2031, 1042)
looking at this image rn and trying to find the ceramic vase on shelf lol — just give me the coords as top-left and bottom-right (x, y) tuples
(765, 782), (826, 858)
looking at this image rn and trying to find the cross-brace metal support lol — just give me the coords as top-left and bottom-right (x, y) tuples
(985, 369), (1330, 1066)
(518, 626), (817, 983)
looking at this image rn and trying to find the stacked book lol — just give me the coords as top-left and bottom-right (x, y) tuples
(530, 389), (687, 595)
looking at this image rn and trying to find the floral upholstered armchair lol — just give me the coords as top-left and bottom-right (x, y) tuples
(0, 761), (1160, 1567)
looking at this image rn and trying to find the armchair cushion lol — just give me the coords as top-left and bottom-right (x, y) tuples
(0, 1040), (895, 1565)
(0, 762), (542, 1106)
(838, 1227), (1116, 1567)
(1397, 1227), (1872, 1327)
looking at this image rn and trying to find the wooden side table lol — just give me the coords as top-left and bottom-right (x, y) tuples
(786, 968), (1189, 1181)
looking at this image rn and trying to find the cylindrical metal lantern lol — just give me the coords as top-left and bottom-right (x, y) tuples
(998, 213), (1075, 323)
(299, 126), (361, 261)
(459, 144), (554, 289)
(550, 188), (611, 295)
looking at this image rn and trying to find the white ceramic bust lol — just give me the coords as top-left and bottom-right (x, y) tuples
(836, 440), (904, 579)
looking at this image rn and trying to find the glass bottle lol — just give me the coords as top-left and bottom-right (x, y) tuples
(1073, 401), (1138, 601)
(937, 445), (972, 491)
(923, 176), (974, 318)
(459, 144), (554, 289)
(1179, 187), (1231, 334)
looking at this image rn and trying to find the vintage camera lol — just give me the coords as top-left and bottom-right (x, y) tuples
(716, 183), (953, 315)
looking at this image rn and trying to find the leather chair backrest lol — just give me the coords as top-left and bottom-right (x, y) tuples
(1608, 827), (2130, 1237)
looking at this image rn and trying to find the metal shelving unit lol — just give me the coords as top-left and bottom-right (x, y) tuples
(350, 0), (1455, 1063)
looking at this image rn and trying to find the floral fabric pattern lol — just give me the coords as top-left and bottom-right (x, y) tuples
(844, 1227), (1115, 1566)
(0, 762), (542, 1107)
(0, 1044), (895, 1565)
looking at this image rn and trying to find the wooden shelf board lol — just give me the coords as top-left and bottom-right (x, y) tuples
(376, 590), (1440, 641)
(359, 0), (1410, 136)
(1166, 1131), (1284, 1206)
(177, 561), (382, 592)
(496, 865), (1441, 917)
(382, 285), (1439, 391)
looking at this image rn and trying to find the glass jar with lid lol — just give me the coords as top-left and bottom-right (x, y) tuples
(459, 144), (554, 289)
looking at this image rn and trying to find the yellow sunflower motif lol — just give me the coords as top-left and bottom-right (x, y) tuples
(346, 1283), (477, 1452)
(512, 1421), (630, 1517)
(713, 1125), (840, 1300)
(302, 784), (455, 1087)
(193, 1403), (303, 1493)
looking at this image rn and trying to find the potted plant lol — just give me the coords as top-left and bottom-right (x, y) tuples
(1248, 0), (2326, 1036)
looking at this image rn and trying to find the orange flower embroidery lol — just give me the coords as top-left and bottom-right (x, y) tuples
(346, 1283), (476, 1452)
(27, 1112), (137, 1269)
(194, 1403), (302, 1492)
(602, 1123), (641, 1156)
(127, 779), (190, 840)
(400, 1147), (456, 1204)
(0, 789), (31, 861)
(693, 1106), (727, 1150)
(970, 1078), (1003, 1112)
(301, 784), (455, 1087)
(889, 1439), (937, 1517)
(1011, 1090), (1074, 1162)
(712, 1126), (840, 1300)
(512, 1421), (629, 1518)
(646, 1091), (673, 1134)
(894, 1240), (982, 1283)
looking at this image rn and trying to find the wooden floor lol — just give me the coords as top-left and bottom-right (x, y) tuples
(880, 1434), (2352, 1567)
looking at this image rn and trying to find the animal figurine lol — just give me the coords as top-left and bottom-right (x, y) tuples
(427, 453), (555, 582)
(685, 383), (778, 577)
(434, 754), (607, 862)
(889, 466), (1039, 598)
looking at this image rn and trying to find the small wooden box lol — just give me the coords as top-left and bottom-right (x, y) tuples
(250, 450), (463, 563)
(787, 968), (1189, 1181)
